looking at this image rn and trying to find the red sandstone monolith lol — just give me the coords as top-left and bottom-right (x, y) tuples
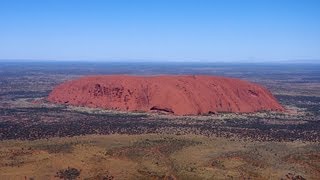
(48, 75), (284, 115)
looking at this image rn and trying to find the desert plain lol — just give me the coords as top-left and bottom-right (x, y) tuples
(0, 61), (319, 179)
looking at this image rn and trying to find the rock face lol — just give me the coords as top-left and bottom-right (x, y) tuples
(48, 75), (284, 115)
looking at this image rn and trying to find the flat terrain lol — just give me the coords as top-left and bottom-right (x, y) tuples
(0, 61), (319, 179)
(1, 134), (319, 179)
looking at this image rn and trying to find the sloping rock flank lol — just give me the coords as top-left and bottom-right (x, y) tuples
(48, 75), (284, 115)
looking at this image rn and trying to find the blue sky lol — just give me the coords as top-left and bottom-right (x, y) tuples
(0, 0), (319, 62)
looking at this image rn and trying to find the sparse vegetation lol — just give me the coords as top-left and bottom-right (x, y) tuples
(55, 167), (81, 179)
(1, 62), (320, 179)
(32, 142), (77, 154)
(1, 134), (319, 179)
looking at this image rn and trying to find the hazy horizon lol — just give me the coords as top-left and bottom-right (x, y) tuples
(0, 58), (319, 64)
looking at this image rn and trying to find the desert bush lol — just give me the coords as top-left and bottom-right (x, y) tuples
(55, 167), (81, 179)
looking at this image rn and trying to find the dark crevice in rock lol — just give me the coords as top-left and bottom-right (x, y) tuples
(150, 106), (174, 114)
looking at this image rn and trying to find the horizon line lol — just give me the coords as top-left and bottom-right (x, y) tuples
(0, 58), (319, 64)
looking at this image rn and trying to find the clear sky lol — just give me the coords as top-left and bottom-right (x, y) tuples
(0, 0), (319, 62)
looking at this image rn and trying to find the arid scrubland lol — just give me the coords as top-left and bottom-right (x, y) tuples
(0, 62), (319, 179)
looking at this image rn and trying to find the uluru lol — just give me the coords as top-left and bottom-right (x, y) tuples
(47, 75), (284, 115)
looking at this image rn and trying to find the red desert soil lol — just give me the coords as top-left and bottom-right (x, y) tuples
(48, 75), (284, 115)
